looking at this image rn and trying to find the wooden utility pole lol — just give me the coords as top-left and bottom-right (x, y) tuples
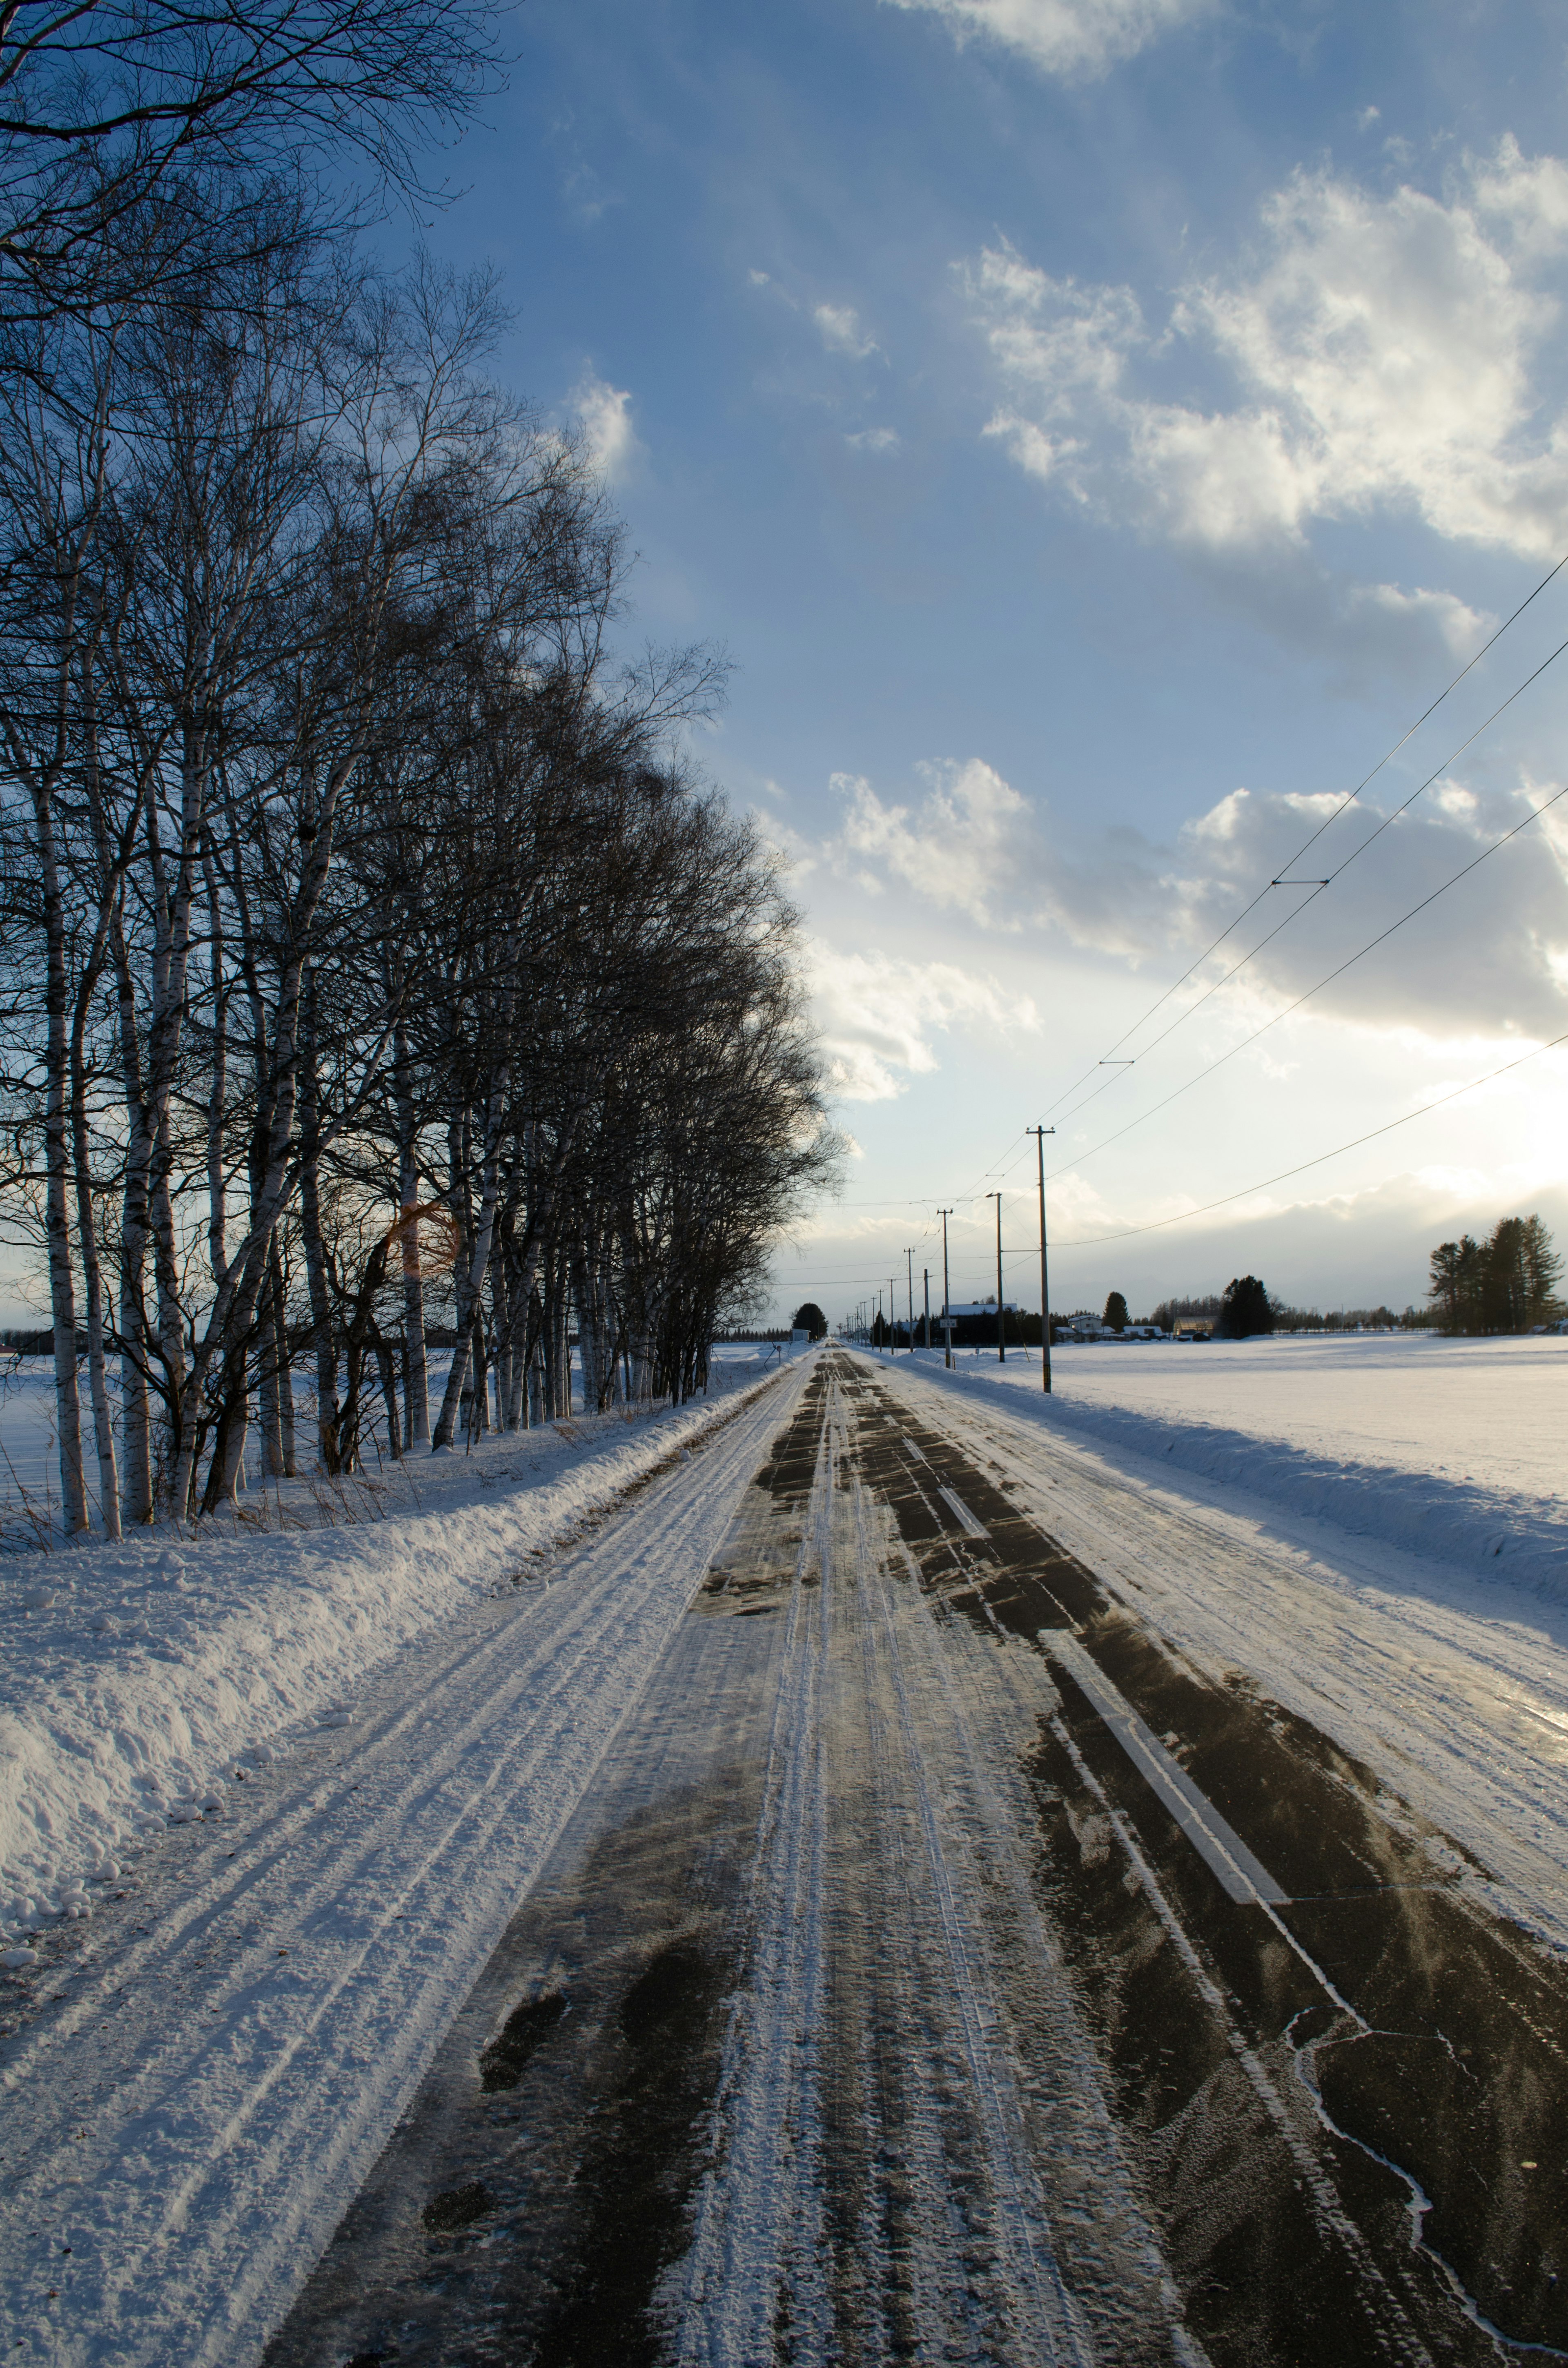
(938, 1209), (953, 1367)
(987, 1192), (1004, 1362)
(923, 1268), (931, 1351)
(1027, 1126), (1056, 1394)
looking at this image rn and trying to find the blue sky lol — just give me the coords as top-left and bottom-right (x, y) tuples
(413, 0), (1568, 1325)
(16, 0), (1567, 1336)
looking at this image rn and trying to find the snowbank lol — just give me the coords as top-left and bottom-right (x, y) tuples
(865, 1336), (1568, 1606)
(0, 1358), (791, 1938)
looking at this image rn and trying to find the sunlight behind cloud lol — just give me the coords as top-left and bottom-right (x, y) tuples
(830, 760), (1029, 925)
(815, 755), (1568, 1045)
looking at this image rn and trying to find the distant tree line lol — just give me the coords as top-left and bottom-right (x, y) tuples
(1427, 1216), (1561, 1336)
(1143, 1277), (1276, 1338)
(1145, 1220), (1566, 1340)
(0, 14), (839, 1536)
(1149, 1293), (1223, 1332)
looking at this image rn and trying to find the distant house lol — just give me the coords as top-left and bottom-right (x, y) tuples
(1173, 1317), (1213, 1340)
(941, 1300), (1022, 1320)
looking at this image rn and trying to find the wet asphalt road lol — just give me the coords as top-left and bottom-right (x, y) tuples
(264, 1352), (1568, 2367)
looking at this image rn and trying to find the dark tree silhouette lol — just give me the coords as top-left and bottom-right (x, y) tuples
(1428, 1215), (1560, 1333)
(1219, 1275), (1274, 1338)
(1, 0), (501, 321)
(791, 1301), (827, 1339)
(1102, 1290), (1128, 1333)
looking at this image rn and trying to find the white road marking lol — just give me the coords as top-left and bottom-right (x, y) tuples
(1042, 1632), (1287, 1908)
(938, 1484), (989, 1541)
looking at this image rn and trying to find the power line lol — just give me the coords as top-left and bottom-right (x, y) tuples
(831, 561), (1568, 1235)
(1047, 626), (1568, 1137)
(1038, 551), (1568, 1126)
(1047, 1025), (1568, 1248)
(1047, 776), (1568, 1183)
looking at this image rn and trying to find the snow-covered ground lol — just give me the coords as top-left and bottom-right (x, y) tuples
(864, 1347), (1568, 1955)
(0, 1341), (789, 1543)
(0, 1351), (797, 1945)
(870, 1332), (1568, 1606)
(0, 1362), (817, 2368)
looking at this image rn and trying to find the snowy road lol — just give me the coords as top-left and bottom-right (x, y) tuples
(5, 1349), (1567, 2364)
(267, 1353), (1565, 2366)
(0, 1362), (811, 2368)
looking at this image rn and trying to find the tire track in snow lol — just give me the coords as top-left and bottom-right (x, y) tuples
(0, 1360), (810, 2368)
(670, 1365), (1194, 2366)
(906, 1368), (1568, 1952)
(669, 1365), (836, 2366)
(860, 1353), (1568, 2361)
(846, 1469), (1093, 2365)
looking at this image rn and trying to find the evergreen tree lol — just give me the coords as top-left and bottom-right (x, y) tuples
(1103, 1290), (1129, 1332)
(1521, 1216), (1562, 1322)
(792, 1301), (828, 1340)
(1483, 1218), (1530, 1332)
(1429, 1217), (1559, 1333)
(1428, 1237), (1479, 1331)
(1219, 1276), (1273, 1338)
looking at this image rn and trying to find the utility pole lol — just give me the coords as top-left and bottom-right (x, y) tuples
(889, 1277), (897, 1356)
(1027, 1126), (1056, 1394)
(938, 1209), (953, 1367)
(986, 1191), (1005, 1362)
(905, 1248), (915, 1352)
(923, 1268), (931, 1351)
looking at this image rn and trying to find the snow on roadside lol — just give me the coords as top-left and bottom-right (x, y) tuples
(0, 1357), (794, 1941)
(873, 1338), (1568, 1607)
(864, 1348), (1568, 1953)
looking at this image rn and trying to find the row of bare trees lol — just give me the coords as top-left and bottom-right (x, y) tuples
(0, 45), (836, 1537)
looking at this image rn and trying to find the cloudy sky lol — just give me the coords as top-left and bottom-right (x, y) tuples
(429, 0), (1568, 1324)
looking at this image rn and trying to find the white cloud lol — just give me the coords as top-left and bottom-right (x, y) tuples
(846, 426), (902, 453)
(883, 0), (1216, 78)
(571, 371), (641, 483)
(815, 303), (879, 359)
(830, 760), (1032, 926)
(815, 752), (1568, 1042)
(811, 943), (1038, 1100)
(1161, 777), (1568, 1039)
(967, 142), (1568, 560)
(1341, 580), (1488, 659)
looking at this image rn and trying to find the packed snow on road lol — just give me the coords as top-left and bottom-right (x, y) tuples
(2, 1336), (1566, 2366)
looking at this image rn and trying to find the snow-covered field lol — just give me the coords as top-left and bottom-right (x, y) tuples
(875, 1332), (1568, 1605)
(0, 1351), (796, 1945)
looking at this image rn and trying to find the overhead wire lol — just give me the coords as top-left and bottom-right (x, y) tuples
(1049, 1025), (1568, 1247)
(1045, 776), (1568, 1182)
(1036, 549), (1568, 1125)
(1046, 623), (1568, 1136)
(795, 556), (1568, 1303)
